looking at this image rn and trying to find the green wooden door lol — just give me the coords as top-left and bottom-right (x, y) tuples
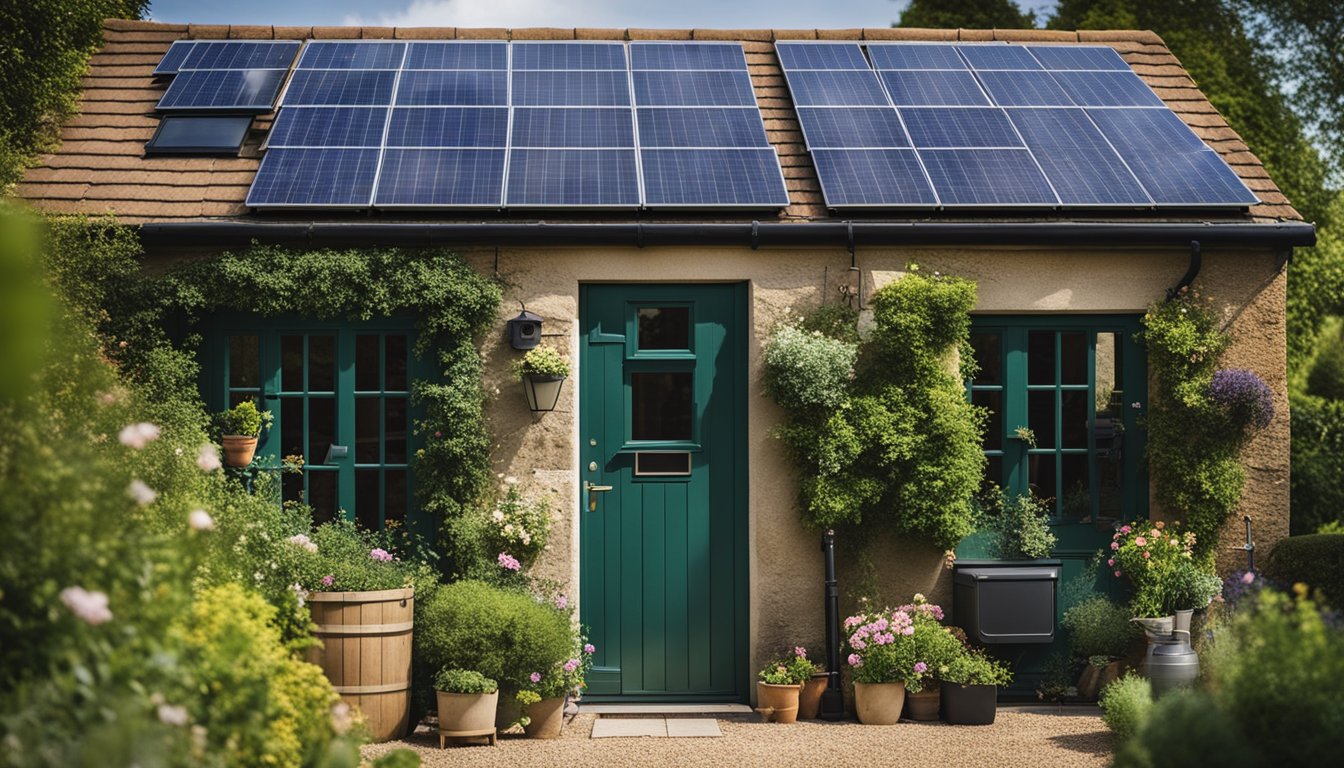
(579, 284), (749, 702)
(204, 319), (432, 537)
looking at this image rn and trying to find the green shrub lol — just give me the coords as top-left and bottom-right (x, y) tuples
(1263, 533), (1344, 605)
(1165, 557), (1224, 611)
(290, 519), (436, 594)
(1305, 321), (1344, 401)
(1290, 392), (1344, 535)
(434, 668), (497, 695)
(1062, 595), (1137, 661)
(1112, 689), (1259, 768)
(1099, 673), (1153, 740)
(417, 581), (573, 691)
(215, 399), (271, 437)
(980, 490), (1057, 560)
(942, 648), (1012, 687)
(515, 344), (570, 377)
(763, 323), (858, 412)
(371, 750), (422, 768)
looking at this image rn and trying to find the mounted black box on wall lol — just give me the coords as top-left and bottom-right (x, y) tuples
(952, 560), (1061, 644)
(507, 309), (543, 350)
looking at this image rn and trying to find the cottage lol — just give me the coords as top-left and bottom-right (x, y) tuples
(17, 19), (1314, 705)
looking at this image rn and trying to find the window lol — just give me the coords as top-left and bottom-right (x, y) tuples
(968, 317), (1147, 523)
(145, 115), (253, 155)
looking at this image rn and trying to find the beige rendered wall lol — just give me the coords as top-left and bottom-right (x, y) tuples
(465, 243), (1288, 679)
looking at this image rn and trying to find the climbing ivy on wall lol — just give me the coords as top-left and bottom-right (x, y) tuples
(42, 216), (502, 560)
(764, 267), (986, 551)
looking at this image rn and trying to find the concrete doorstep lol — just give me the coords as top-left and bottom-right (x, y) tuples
(590, 717), (723, 738)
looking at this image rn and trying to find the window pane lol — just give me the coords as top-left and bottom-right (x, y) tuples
(638, 307), (690, 350)
(282, 335), (304, 391)
(1061, 453), (1090, 519)
(983, 455), (1003, 495)
(356, 469), (380, 530)
(385, 334), (408, 391)
(308, 335), (335, 392)
(632, 371), (693, 440)
(1028, 390), (1056, 449)
(1061, 390), (1088, 448)
(1096, 332), (1121, 415)
(1060, 331), (1086, 385)
(281, 397), (304, 456)
(309, 471), (338, 525)
(385, 469), (407, 526)
(309, 397), (335, 463)
(385, 398), (407, 464)
(1028, 330), (1054, 385)
(972, 389), (1002, 450)
(229, 334), (259, 388)
(356, 397), (380, 463)
(970, 333), (1001, 385)
(356, 334), (380, 391)
(1097, 436), (1124, 521)
(283, 472), (304, 508)
(1029, 454), (1057, 509)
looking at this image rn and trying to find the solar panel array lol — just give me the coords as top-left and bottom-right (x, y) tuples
(155, 41), (300, 113)
(247, 41), (787, 209)
(776, 42), (1259, 209)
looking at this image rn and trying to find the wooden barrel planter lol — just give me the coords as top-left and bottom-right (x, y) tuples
(306, 588), (414, 742)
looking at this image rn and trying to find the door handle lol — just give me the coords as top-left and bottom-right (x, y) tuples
(584, 481), (613, 512)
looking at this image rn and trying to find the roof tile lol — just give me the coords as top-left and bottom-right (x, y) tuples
(993, 29), (1077, 42)
(627, 28), (693, 40)
(457, 27), (509, 39)
(229, 25), (274, 39)
(958, 29), (996, 41)
(187, 24), (229, 39)
(576, 28), (626, 40)
(1079, 29), (1164, 44)
(863, 27), (956, 40)
(312, 26), (361, 39)
(817, 29), (864, 40)
(393, 27), (457, 39)
(361, 27), (396, 39)
(274, 26), (313, 39)
(511, 28), (576, 39)
(772, 29), (818, 40)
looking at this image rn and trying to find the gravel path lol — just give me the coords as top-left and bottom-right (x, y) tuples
(366, 708), (1112, 768)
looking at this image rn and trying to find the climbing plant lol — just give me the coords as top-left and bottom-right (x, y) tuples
(764, 267), (985, 551)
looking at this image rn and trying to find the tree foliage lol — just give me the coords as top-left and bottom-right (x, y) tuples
(895, 0), (1036, 28)
(0, 1), (147, 190)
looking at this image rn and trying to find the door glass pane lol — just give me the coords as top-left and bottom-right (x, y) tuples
(385, 334), (408, 391)
(308, 335), (335, 392)
(983, 455), (1003, 495)
(384, 470), (407, 525)
(281, 335), (304, 391)
(1060, 453), (1090, 519)
(283, 472), (303, 508)
(356, 469), (380, 530)
(356, 334), (380, 391)
(281, 397), (303, 456)
(228, 391), (255, 409)
(970, 333), (1001, 385)
(309, 471), (338, 524)
(1059, 331), (1086, 385)
(1060, 390), (1088, 448)
(632, 371), (693, 440)
(972, 389), (1002, 450)
(1096, 332), (1121, 415)
(309, 397), (335, 464)
(1028, 390), (1056, 449)
(385, 398), (407, 464)
(1029, 454), (1057, 508)
(1028, 330), (1055, 385)
(356, 397), (380, 463)
(638, 307), (690, 350)
(1097, 440), (1123, 521)
(229, 334), (259, 388)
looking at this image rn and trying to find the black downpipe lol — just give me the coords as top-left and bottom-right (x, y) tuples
(820, 530), (846, 720)
(1166, 240), (1203, 300)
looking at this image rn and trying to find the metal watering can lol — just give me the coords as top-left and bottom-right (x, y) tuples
(1133, 610), (1199, 698)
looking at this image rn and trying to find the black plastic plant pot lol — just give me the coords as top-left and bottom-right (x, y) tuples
(940, 681), (997, 725)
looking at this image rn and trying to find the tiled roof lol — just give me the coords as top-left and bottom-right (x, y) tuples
(15, 19), (1301, 224)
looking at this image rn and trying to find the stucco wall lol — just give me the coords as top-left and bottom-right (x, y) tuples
(464, 244), (1289, 679)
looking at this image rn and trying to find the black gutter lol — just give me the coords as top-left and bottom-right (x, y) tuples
(137, 220), (1317, 250)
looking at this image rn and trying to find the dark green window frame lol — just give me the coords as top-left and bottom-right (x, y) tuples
(968, 315), (1148, 523)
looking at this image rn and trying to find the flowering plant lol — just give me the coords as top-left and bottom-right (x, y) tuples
(844, 603), (922, 689)
(1110, 520), (1218, 616)
(758, 646), (819, 685)
(515, 345), (570, 378)
(899, 595), (964, 687)
(288, 519), (434, 593)
(1209, 368), (1274, 432)
(488, 482), (552, 569)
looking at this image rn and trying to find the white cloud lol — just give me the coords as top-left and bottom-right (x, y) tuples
(344, 0), (630, 28)
(345, 0), (900, 29)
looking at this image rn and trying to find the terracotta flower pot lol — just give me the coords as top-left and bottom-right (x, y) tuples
(756, 682), (801, 723)
(1077, 660), (1123, 700)
(523, 696), (565, 739)
(940, 681), (997, 725)
(853, 681), (906, 725)
(436, 689), (498, 747)
(797, 673), (828, 719)
(220, 435), (258, 467)
(904, 687), (941, 721)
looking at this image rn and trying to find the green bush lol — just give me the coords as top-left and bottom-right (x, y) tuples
(434, 668), (497, 695)
(1263, 533), (1344, 605)
(215, 399), (271, 437)
(1062, 596), (1137, 661)
(942, 648), (1012, 687)
(289, 519), (436, 594)
(416, 581), (574, 691)
(1290, 392), (1344, 535)
(1112, 689), (1259, 768)
(980, 490), (1057, 560)
(763, 323), (858, 412)
(1099, 674), (1153, 740)
(1305, 321), (1344, 400)
(515, 344), (570, 378)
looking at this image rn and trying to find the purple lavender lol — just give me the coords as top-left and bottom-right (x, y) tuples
(1210, 368), (1274, 429)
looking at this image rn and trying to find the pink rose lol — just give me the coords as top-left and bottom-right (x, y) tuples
(530, 672), (542, 683)
(1134, 536), (1147, 547)
(584, 643), (596, 654)
(1107, 559), (1115, 567)
(1143, 551), (1151, 559)
(1114, 570), (1122, 578)
(1120, 525), (1131, 534)
(847, 653), (863, 667)
(1111, 542), (1120, 550)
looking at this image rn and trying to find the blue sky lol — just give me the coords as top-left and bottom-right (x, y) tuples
(147, 1), (1057, 29)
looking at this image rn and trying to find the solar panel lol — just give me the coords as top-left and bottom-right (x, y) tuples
(506, 149), (640, 206)
(512, 42), (626, 70)
(810, 149), (936, 206)
(297, 41), (405, 69)
(395, 70), (508, 106)
(641, 149), (789, 206)
(975, 70), (1074, 107)
(375, 149), (506, 206)
(774, 42), (867, 71)
(920, 149), (1058, 205)
(1025, 45), (1128, 71)
(637, 108), (768, 148)
(514, 108), (634, 148)
(404, 41), (507, 70)
(158, 69), (287, 111)
(283, 70), (396, 106)
(795, 107), (909, 148)
(387, 107), (508, 148)
(511, 71), (631, 107)
(633, 71), (756, 107)
(154, 41), (197, 75)
(268, 107), (388, 147)
(180, 41), (300, 70)
(785, 70), (889, 107)
(901, 108), (1023, 148)
(880, 71), (991, 106)
(1006, 108), (1150, 206)
(1051, 71), (1165, 107)
(246, 148), (379, 207)
(631, 42), (749, 71)
(954, 45), (1041, 71)
(867, 44), (965, 71)
(1087, 108), (1257, 205)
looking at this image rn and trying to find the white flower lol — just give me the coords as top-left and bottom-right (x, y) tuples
(286, 534), (317, 553)
(157, 704), (189, 726)
(174, 447), (183, 456)
(197, 444), (221, 472)
(126, 480), (157, 506)
(504, 524), (514, 535)
(291, 583), (309, 608)
(330, 702), (353, 734)
(504, 476), (518, 485)
(521, 533), (531, 546)
(118, 422), (160, 449)
(60, 587), (112, 625)
(491, 509), (505, 522)
(188, 509), (214, 531)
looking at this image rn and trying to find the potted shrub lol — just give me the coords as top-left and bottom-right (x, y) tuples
(1062, 595), (1137, 699)
(216, 399), (272, 467)
(793, 647), (828, 720)
(844, 604), (921, 725)
(516, 345), (570, 412)
(756, 648), (815, 723)
(289, 521), (435, 742)
(517, 635), (592, 739)
(940, 648), (1013, 725)
(902, 595), (964, 721)
(435, 669), (499, 748)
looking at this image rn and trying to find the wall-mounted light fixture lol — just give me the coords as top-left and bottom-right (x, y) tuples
(522, 373), (566, 413)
